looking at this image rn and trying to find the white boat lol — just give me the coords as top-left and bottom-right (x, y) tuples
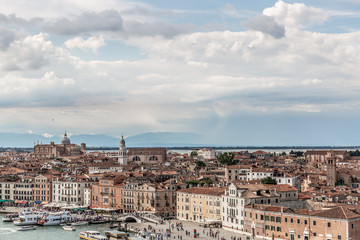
(79, 231), (107, 240)
(14, 211), (46, 226)
(38, 211), (74, 226)
(63, 225), (76, 231)
(72, 221), (88, 226)
(2, 213), (19, 222)
(18, 225), (37, 231)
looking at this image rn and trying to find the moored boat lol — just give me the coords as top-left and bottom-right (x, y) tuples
(14, 210), (46, 226)
(105, 230), (127, 240)
(18, 225), (37, 231)
(63, 225), (76, 231)
(72, 220), (88, 226)
(2, 213), (19, 222)
(89, 217), (109, 224)
(38, 211), (74, 226)
(79, 230), (107, 240)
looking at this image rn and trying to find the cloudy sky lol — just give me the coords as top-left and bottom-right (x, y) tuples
(1, 0), (360, 146)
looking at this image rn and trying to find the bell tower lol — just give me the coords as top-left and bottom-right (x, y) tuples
(118, 135), (128, 165)
(326, 150), (336, 187)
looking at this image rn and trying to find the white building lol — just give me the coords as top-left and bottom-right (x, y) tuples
(88, 164), (124, 174)
(246, 167), (274, 181)
(274, 174), (300, 189)
(84, 187), (92, 207)
(188, 148), (218, 160)
(222, 183), (280, 232)
(0, 181), (15, 200)
(52, 178), (93, 205)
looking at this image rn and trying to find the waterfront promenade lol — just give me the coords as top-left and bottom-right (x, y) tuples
(127, 220), (250, 240)
(0, 207), (252, 240)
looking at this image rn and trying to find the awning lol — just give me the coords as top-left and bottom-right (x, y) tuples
(41, 201), (48, 204)
(35, 201), (42, 204)
(7, 200), (14, 203)
(0, 199), (7, 202)
(14, 200), (22, 204)
(22, 201), (27, 204)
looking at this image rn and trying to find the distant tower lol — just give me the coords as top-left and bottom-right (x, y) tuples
(326, 150), (337, 187)
(118, 135), (128, 165)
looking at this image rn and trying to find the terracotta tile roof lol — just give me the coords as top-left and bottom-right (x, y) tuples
(177, 187), (226, 196)
(245, 203), (293, 213)
(304, 150), (348, 155)
(312, 206), (360, 219)
(252, 150), (270, 155)
(265, 184), (298, 192)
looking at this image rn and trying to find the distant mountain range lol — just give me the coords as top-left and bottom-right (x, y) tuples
(0, 132), (205, 148)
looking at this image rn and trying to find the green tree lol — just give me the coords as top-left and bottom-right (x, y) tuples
(190, 151), (198, 157)
(186, 180), (199, 185)
(261, 177), (277, 185)
(217, 152), (238, 166)
(195, 160), (206, 167)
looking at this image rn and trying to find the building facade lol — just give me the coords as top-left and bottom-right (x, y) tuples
(177, 187), (224, 222)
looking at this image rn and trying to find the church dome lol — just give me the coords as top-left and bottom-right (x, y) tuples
(61, 133), (71, 145)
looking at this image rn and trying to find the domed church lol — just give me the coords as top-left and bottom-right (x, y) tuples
(31, 132), (86, 159)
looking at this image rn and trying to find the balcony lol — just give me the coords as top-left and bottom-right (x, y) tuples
(100, 192), (109, 195)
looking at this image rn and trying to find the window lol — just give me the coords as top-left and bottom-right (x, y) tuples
(133, 156), (141, 161)
(298, 235), (300, 238)
(338, 235), (341, 240)
(290, 218), (293, 223)
(304, 220), (307, 225)
(261, 215), (264, 220)
(313, 233), (316, 236)
(276, 227), (281, 232)
(271, 216), (275, 222)
(297, 219), (300, 224)
(328, 222), (331, 227)
(276, 217), (281, 223)
(285, 218), (287, 223)
(149, 156), (158, 161)
(265, 225), (269, 230)
(271, 226), (275, 231)
(313, 221), (316, 225)
(265, 216), (269, 221)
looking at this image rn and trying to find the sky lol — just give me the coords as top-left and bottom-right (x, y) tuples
(1, 0), (360, 146)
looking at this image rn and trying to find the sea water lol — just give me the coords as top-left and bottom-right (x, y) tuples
(0, 213), (113, 240)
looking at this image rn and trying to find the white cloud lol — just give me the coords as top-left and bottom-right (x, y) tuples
(0, 33), (55, 71)
(302, 78), (323, 86)
(263, 1), (329, 28)
(42, 133), (54, 138)
(64, 35), (105, 52)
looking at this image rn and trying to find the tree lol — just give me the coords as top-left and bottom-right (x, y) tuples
(186, 180), (199, 185)
(195, 160), (206, 167)
(261, 177), (277, 185)
(190, 151), (198, 157)
(217, 152), (238, 166)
